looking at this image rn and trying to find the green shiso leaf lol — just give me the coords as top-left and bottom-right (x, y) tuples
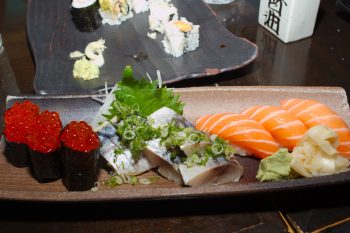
(114, 66), (184, 117)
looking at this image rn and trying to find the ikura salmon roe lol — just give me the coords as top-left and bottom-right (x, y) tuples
(27, 110), (62, 153)
(3, 101), (40, 144)
(60, 121), (99, 153)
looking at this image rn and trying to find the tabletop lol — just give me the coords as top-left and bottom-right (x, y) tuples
(1, 0), (350, 232)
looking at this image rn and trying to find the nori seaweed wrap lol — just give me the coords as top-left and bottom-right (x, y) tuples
(71, 0), (102, 32)
(4, 140), (30, 168)
(27, 111), (62, 183)
(29, 149), (61, 183)
(3, 100), (40, 168)
(60, 121), (100, 191)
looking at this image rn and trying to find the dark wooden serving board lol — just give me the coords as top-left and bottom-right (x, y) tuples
(1, 86), (350, 202)
(27, 0), (258, 94)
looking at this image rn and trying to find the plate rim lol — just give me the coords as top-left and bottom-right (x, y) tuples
(1, 85), (350, 202)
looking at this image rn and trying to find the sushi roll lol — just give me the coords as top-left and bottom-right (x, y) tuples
(3, 100), (40, 167)
(71, 0), (102, 32)
(131, 0), (149, 13)
(148, 0), (178, 34)
(99, 0), (134, 25)
(162, 18), (200, 57)
(60, 121), (100, 191)
(27, 111), (63, 183)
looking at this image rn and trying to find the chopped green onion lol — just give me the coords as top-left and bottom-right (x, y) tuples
(161, 126), (169, 138)
(188, 133), (200, 144)
(130, 176), (138, 185)
(105, 174), (124, 187)
(139, 178), (151, 185)
(212, 143), (224, 155)
(123, 130), (135, 140)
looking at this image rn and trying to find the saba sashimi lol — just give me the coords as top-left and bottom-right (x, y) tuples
(281, 98), (350, 158)
(195, 113), (279, 159)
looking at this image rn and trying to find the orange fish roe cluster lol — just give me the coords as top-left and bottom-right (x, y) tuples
(27, 110), (62, 153)
(60, 121), (99, 153)
(4, 100), (40, 144)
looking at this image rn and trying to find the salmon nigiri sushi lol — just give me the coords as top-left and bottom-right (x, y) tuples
(195, 113), (279, 159)
(281, 98), (350, 158)
(241, 105), (308, 151)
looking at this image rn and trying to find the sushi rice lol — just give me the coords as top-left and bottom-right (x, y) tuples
(162, 18), (200, 57)
(131, 0), (149, 13)
(148, 0), (178, 33)
(99, 0), (134, 25)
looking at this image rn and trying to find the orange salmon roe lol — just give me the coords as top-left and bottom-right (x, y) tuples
(60, 121), (99, 153)
(4, 101), (40, 144)
(27, 110), (62, 153)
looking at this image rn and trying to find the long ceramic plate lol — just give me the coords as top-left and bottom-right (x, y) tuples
(27, 0), (258, 94)
(1, 86), (350, 202)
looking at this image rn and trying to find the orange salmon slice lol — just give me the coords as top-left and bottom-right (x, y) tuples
(195, 113), (279, 159)
(281, 98), (350, 158)
(241, 105), (307, 151)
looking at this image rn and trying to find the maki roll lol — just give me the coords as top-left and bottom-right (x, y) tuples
(148, 0), (178, 34)
(131, 0), (149, 14)
(99, 0), (134, 25)
(60, 121), (100, 191)
(3, 100), (40, 167)
(71, 0), (102, 32)
(162, 18), (200, 57)
(27, 111), (62, 183)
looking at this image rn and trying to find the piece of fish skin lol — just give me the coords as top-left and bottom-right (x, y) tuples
(148, 107), (193, 128)
(103, 148), (156, 176)
(144, 138), (184, 184)
(179, 157), (243, 187)
(180, 141), (210, 157)
(146, 107), (244, 186)
(98, 122), (156, 175)
(98, 123), (120, 155)
(145, 107), (201, 185)
(148, 106), (204, 157)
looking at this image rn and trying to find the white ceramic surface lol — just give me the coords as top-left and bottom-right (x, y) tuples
(258, 0), (320, 43)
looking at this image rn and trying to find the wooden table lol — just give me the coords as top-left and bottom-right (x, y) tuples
(1, 0), (350, 232)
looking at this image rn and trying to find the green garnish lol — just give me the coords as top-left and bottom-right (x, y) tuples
(104, 173), (139, 187)
(105, 174), (124, 187)
(102, 66), (184, 160)
(114, 66), (184, 117)
(184, 153), (203, 167)
(130, 176), (138, 186)
(159, 121), (235, 167)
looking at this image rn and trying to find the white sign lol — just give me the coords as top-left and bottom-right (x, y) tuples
(258, 0), (320, 43)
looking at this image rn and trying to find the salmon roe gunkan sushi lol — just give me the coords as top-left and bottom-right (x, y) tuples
(27, 110), (63, 183)
(3, 100), (40, 167)
(60, 121), (100, 191)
